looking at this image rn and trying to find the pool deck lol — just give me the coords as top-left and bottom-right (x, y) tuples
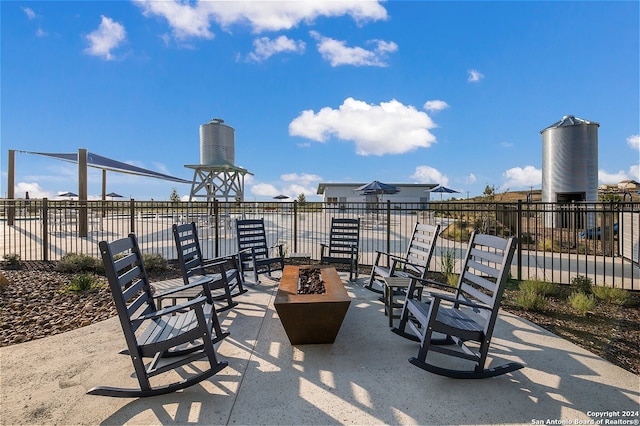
(1, 272), (638, 425)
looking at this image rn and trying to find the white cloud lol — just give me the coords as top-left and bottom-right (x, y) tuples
(251, 183), (279, 197)
(135, 0), (214, 40)
(630, 165), (640, 181)
(289, 97), (437, 156)
(465, 173), (476, 184)
(203, 1), (387, 33)
(423, 100), (449, 112)
(15, 182), (53, 199)
(23, 7), (36, 20)
(411, 166), (448, 186)
(250, 173), (322, 200)
(135, 0), (387, 39)
(281, 173), (322, 184)
(310, 31), (397, 67)
(627, 134), (640, 151)
(599, 169), (632, 184)
(468, 69), (484, 83)
(247, 35), (305, 62)
(84, 16), (126, 60)
(502, 166), (542, 189)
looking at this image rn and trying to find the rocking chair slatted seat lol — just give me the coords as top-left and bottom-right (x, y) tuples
(366, 222), (440, 294)
(171, 222), (247, 311)
(320, 218), (360, 282)
(236, 218), (285, 283)
(391, 232), (523, 379)
(87, 233), (228, 398)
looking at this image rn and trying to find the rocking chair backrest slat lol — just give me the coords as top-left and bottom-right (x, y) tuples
(99, 234), (156, 355)
(173, 222), (208, 283)
(454, 232), (516, 332)
(236, 219), (270, 260)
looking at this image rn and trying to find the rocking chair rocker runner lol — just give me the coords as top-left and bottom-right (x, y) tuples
(392, 232), (523, 379)
(236, 218), (285, 283)
(87, 233), (228, 397)
(173, 222), (247, 311)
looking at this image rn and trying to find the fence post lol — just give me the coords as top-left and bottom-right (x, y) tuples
(42, 198), (49, 261)
(293, 200), (298, 253)
(517, 199), (522, 281)
(130, 199), (136, 233)
(386, 200), (391, 258)
(214, 199), (219, 258)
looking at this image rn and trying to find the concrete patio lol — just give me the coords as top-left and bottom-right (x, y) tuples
(1, 273), (638, 425)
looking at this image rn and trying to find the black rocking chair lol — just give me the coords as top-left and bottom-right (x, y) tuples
(87, 233), (228, 397)
(392, 232), (523, 379)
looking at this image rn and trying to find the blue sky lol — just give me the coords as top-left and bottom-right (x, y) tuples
(2, 1), (639, 202)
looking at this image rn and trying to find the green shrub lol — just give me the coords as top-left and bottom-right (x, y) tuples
(142, 253), (168, 272)
(592, 286), (630, 306)
(519, 233), (535, 244)
(446, 273), (459, 287)
(537, 238), (562, 252)
(440, 249), (456, 276)
(576, 245), (592, 255)
(56, 253), (102, 273)
(568, 292), (596, 316)
(66, 273), (98, 292)
(516, 289), (548, 311)
(520, 279), (558, 297)
(570, 275), (593, 295)
(2, 253), (22, 270)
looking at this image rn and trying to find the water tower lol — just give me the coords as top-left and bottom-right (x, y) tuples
(540, 115), (599, 228)
(185, 118), (252, 203)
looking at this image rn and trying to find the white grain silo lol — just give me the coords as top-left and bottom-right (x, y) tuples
(540, 115), (599, 228)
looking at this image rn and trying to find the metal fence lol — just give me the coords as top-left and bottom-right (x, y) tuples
(1, 198), (638, 290)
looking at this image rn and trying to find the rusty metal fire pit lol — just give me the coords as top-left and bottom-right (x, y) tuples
(274, 265), (351, 345)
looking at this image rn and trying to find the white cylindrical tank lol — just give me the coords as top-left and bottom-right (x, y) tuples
(541, 115), (599, 203)
(540, 115), (599, 228)
(200, 118), (235, 166)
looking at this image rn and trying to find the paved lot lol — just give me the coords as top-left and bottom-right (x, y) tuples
(1, 273), (638, 425)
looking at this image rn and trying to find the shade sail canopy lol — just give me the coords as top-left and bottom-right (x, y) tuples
(20, 151), (191, 184)
(355, 180), (399, 195)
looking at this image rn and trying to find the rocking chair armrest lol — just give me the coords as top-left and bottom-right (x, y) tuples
(427, 292), (490, 310)
(269, 243), (284, 257)
(410, 276), (457, 292)
(201, 257), (234, 269)
(152, 276), (212, 299)
(237, 247), (253, 259)
(198, 259), (230, 275)
(136, 296), (208, 322)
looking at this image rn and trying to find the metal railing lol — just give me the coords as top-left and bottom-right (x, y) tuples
(1, 198), (638, 289)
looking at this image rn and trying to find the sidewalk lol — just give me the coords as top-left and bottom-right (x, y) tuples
(1, 274), (638, 425)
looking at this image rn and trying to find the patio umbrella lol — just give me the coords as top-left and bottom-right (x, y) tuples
(355, 180), (399, 195)
(429, 185), (460, 201)
(355, 181), (399, 219)
(273, 194), (289, 200)
(106, 192), (123, 199)
(58, 191), (78, 198)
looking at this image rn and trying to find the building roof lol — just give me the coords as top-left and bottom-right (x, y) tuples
(317, 182), (438, 195)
